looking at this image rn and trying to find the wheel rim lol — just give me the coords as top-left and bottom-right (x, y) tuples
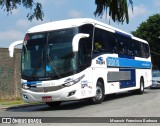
(95, 85), (103, 100)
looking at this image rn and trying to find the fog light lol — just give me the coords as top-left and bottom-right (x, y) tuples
(23, 95), (28, 99)
(68, 90), (76, 97)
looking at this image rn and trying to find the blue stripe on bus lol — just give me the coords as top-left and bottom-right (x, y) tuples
(22, 81), (42, 85)
(107, 57), (152, 69)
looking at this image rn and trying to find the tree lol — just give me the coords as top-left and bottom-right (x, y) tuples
(94, 0), (133, 24)
(0, 0), (43, 21)
(131, 14), (160, 52)
(0, 0), (133, 23)
(131, 14), (160, 69)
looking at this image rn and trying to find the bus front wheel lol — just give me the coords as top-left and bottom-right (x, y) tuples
(89, 80), (104, 104)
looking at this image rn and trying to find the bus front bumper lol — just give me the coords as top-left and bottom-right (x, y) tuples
(21, 85), (94, 103)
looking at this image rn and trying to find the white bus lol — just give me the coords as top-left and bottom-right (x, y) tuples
(9, 18), (152, 107)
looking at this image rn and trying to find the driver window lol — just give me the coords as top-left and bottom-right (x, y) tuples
(94, 28), (105, 52)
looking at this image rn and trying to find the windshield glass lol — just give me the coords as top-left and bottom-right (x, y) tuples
(22, 28), (77, 80)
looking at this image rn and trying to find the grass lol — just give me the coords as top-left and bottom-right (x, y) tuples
(0, 98), (42, 108)
(0, 98), (25, 106)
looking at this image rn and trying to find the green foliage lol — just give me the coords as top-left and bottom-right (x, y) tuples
(94, 0), (133, 24)
(131, 14), (160, 51)
(0, 0), (132, 23)
(0, 0), (44, 21)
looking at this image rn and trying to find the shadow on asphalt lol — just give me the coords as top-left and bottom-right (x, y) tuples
(150, 87), (160, 89)
(6, 90), (151, 112)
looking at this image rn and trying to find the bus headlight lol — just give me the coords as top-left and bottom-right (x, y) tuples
(62, 75), (85, 87)
(22, 84), (30, 89)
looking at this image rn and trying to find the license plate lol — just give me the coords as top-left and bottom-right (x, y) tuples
(42, 96), (52, 102)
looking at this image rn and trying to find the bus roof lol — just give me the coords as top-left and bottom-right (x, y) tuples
(27, 18), (148, 44)
(28, 18), (94, 33)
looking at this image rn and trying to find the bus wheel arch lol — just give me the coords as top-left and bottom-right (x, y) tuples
(89, 78), (105, 104)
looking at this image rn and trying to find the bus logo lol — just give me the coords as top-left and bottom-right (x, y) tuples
(96, 57), (105, 65)
(43, 88), (48, 92)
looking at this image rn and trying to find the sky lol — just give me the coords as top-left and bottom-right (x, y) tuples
(0, 0), (160, 48)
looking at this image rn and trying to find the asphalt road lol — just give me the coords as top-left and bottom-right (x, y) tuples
(0, 88), (160, 126)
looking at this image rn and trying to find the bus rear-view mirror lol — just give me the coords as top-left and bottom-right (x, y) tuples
(9, 40), (23, 57)
(72, 33), (89, 52)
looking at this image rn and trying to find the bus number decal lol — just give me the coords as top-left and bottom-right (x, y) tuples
(107, 57), (119, 67)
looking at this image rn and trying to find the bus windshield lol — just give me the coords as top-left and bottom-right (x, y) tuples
(22, 28), (78, 80)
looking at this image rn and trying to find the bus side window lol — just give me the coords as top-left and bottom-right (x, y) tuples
(105, 32), (117, 53)
(144, 44), (150, 58)
(114, 35), (126, 55)
(119, 42), (125, 54)
(141, 43), (150, 58)
(78, 38), (92, 67)
(123, 38), (130, 55)
(113, 39), (118, 53)
(140, 43), (146, 58)
(109, 34), (118, 54)
(94, 28), (105, 52)
(132, 41), (137, 56)
(130, 41), (135, 56)
(127, 39), (133, 56)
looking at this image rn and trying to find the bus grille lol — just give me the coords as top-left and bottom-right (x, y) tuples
(27, 85), (64, 92)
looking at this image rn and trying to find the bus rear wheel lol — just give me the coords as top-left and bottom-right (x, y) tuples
(136, 78), (144, 94)
(46, 101), (62, 108)
(89, 80), (104, 104)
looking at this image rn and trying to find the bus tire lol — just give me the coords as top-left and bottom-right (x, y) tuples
(89, 80), (104, 104)
(136, 78), (144, 94)
(46, 101), (62, 108)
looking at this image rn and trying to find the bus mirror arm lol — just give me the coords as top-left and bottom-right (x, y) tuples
(72, 33), (89, 52)
(9, 40), (23, 57)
